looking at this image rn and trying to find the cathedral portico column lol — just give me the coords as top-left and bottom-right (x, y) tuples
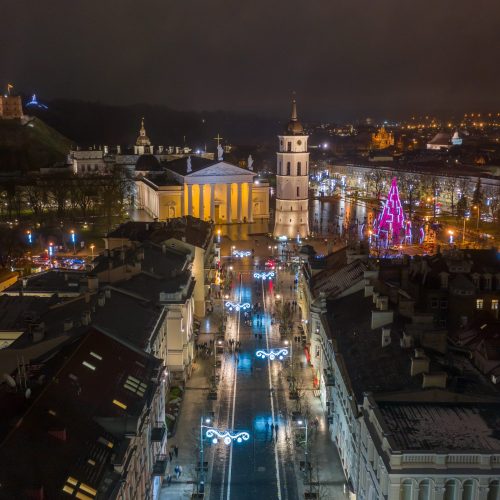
(199, 184), (204, 220)
(247, 181), (254, 222)
(210, 184), (215, 221)
(237, 183), (243, 222)
(187, 184), (193, 216)
(226, 183), (232, 222)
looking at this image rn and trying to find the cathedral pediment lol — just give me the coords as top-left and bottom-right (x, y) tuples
(186, 161), (254, 179)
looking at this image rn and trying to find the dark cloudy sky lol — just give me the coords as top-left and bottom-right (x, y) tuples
(2, 0), (499, 120)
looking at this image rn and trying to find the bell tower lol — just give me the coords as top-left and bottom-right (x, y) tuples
(273, 98), (310, 239)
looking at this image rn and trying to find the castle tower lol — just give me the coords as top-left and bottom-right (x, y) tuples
(134, 118), (153, 155)
(273, 98), (310, 239)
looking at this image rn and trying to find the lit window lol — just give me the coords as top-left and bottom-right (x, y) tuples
(112, 399), (127, 410)
(87, 459), (96, 466)
(89, 351), (102, 361)
(48, 409), (56, 416)
(492, 300), (499, 310)
(62, 476), (96, 498)
(123, 375), (147, 397)
(82, 361), (96, 371)
(476, 299), (484, 310)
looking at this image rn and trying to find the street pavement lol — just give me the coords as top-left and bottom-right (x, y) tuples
(161, 235), (347, 500)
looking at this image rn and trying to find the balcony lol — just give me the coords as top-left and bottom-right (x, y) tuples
(152, 454), (168, 476)
(150, 422), (166, 443)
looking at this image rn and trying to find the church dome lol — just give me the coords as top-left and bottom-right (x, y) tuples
(135, 154), (161, 171)
(286, 98), (304, 135)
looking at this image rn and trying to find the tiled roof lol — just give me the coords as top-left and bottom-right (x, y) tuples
(311, 259), (367, 298)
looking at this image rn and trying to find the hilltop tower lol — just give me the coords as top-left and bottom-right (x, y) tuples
(273, 98), (310, 239)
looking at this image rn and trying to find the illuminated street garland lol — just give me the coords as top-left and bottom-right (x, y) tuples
(253, 271), (275, 280)
(205, 428), (250, 444)
(225, 301), (251, 312)
(233, 250), (252, 258)
(256, 348), (289, 361)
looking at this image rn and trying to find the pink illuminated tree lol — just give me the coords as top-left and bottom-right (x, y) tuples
(375, 177), (407, 245)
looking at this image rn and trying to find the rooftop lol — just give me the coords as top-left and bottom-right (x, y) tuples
(165, 155), (215, 175)
(0, 328), (162, 498)
(327, 290), (498, 402)
(378, 402), (500, 452)
(4, 269), (89, 295)
(107, 217), (214, 250)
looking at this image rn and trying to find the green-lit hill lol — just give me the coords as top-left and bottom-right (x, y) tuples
(0, 117), (73, 172)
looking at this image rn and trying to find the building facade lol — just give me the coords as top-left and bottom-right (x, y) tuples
(273, 98), (310, 239)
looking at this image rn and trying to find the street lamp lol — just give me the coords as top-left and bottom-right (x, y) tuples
(26, 230), (32, 245)
(199, 415), (250, 492)
(70, 230), (76, 254)
(448, 229), (454, 245)
(462, 216), (469, 245)
(473, 205), (480, 231)
(295, 417), (311, 491)
(90, 244), (95, 259)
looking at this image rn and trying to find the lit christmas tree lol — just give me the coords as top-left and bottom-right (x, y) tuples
(374, 177), (408, 245)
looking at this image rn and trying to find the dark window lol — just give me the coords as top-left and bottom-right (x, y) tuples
(297, 186), (300, 196)
(297, 162), (301, 175)
(431, 298), (438, 309)
(279, 161), (282, 173)
(286, 162), (291, 175)
(440, 300), (448, 309)
(287, 142), (292, 152)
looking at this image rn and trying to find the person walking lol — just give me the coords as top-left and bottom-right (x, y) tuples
(174, 445), (179, 458)
(174, 465), (180, 479)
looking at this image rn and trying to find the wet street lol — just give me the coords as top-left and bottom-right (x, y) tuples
(207, 256), (300, 500)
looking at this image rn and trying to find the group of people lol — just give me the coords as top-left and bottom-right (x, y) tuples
(265, 419), (280, 440)
(165, 445), (181, 486)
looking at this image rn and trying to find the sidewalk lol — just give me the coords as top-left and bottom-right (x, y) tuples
(280, 265), (347, 500)
(160, 319), (223, 500)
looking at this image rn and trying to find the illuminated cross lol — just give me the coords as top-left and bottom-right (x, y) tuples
(213, 133), (223, 147)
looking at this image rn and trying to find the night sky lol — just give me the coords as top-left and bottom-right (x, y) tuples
(2, 0), (500, 120)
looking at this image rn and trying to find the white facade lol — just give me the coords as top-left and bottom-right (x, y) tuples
(273, 99), (310, 239)
(359, 395), (500, 500)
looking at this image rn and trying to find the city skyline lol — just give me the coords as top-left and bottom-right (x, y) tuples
(2, 1), (500, 120)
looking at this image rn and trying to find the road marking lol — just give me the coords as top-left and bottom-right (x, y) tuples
(262, 279), (283, 500)
(225, 275), (242, 500)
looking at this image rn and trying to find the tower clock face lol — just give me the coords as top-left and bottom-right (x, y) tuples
(297, 140), (302, 145)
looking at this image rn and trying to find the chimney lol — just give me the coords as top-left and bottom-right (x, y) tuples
(372, 291), (380, 305)
(411, 355), (430, 376)
(87, 275), (98, 291)
(145, 223), (149, 231)
(162, 243), (167, 255)
(48, 428), (67, 442)
(400, 331), (414, 348)
(81, 310), (91, 326)
(63, 318), (73, 332)
(364, 284), (374, 297)
(377, 296), (389, 311)
(98, 293), (106, 307)
(422, 372), (447, 389)
(439, 271), (449, 289)
(117, 145), (121, 154)
(104, 288), (111, 299)
(104, 145), (109, 155)
(22, 278), (28, 288)
(84, 291), (91, 303)
(381, 327), (391, 347)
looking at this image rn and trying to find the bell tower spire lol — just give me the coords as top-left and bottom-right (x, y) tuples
(273, 98), (310, 240)
(291, 96), (298, 122)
